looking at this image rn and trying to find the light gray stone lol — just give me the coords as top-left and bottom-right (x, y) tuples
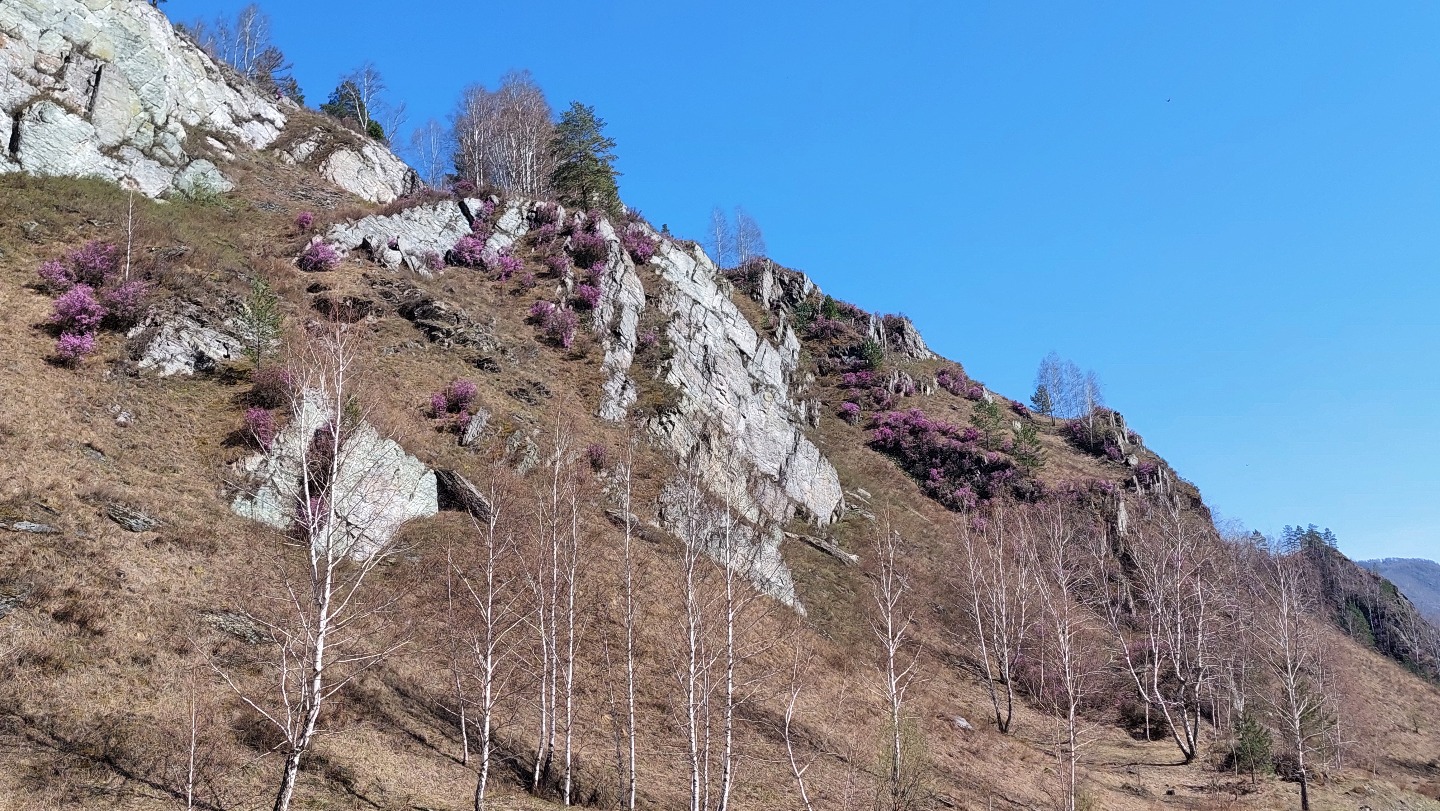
(127, 307), (244, 377)
(230, 388), (438, 559)
(326, 201), (471, 275)
(320, 141), (418, 204)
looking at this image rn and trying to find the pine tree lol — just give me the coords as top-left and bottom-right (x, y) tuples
(1030, 383), (1054, 419)
(549, 102), (620, 216)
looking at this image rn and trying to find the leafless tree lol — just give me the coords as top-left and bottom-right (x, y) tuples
(1098, 499), (1219, 764)
(452, 71), (555, 196)
(734, 207), (767, 265)
(954, 507), (1035, 733)
(781, 637), (818, 811)
(872, 523), (921, 811)
(179, 4), (295, 95)
(217, 324), (413, 811)
(617, 448), (640, 810)
(706, 207), (735, 268)
(1034, 352), (1101, 420)
(1025, 503), (1103, 811)
(450, 472), (526, 811)
(409, 119), (452, 188)
(1260, 551), (1334, 811)
(329, 62), (386, 133)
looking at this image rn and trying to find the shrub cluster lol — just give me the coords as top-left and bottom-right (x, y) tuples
(297, 241), (341, 272)
(572, 283), (602, 310)
(868, 408), (1026, 511)
(621, 224), (657, 264)
(428, 378), (480, 432)
(1063, 414), (1122, 460)
(243, 407), (277, 449)
(528, 300), (580, 349)
(37, 240), (152, 364)
(838, 401), (862, 424)
(295, 211), (315, 232)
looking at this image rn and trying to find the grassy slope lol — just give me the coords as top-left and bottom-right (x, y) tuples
(0, 162), (1438, 811)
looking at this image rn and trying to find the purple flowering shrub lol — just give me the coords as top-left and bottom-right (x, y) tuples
(585, 442), (609, 471)
(543, 253), (570, 277)
(1134, 461), (1160, 486)
(621, 224), (658, 263)
(100, 279), (152, 326)
(638, 329), (659, 350)
(527, 300), (581, 349)
(1063, 415), (1120, 459)
(422, 251), (445, 273)
(244, 407), (277, 449)
(569, 231), (608, 269)
(295, 211), (315, 232)
(573, 283), (602, 310)
(1010, 399), (1029, 416)
(37, 240), (119, 292)
(839, 401), (862, 424)
(493, 250), (524, 280)
(50, 285), (107, 333)
(297, 241), (341, 272)
(448, 234), (488, 267)
(430, 378), (478, 418)
(868, 408), (1028, 511)
(250, 366), (296, 408)
(54, 331), (97, 363)
(935, 366), (972, 397)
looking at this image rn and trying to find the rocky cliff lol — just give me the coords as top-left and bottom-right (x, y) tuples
(0, 0), (414, 202)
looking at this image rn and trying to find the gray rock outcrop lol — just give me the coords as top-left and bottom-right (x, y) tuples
(0, 0), (283, 196)
(230, 388), (438, 558)
(0, 0), (417, 203)
(127, 305), (244, 376)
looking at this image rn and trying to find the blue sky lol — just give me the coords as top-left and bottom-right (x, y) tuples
(169, 1), (1440, 561)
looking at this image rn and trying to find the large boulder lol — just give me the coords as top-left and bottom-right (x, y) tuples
(230, 389), (438, 558)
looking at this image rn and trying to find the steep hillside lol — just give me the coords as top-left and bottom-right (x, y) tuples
(1365, 559), (1440, 625)
(3, 6), (1440, 811)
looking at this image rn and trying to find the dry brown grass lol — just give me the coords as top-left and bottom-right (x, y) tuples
(3, 171), (1439, 811)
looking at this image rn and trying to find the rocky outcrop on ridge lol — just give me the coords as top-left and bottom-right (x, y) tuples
(0, 0), (414, 202)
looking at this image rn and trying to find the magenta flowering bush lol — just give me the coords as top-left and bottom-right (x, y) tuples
(250, 366), (296, 408)
(543, 253), (569, 276)
(868, 408), (1026, 511)
(585, 442), (609, 471)
(494, 250), (524, 279)
(840, 371), (877, 389)
(100, 279), (152, 325)
(36, 240), (119, 292)
(1134, 460), (1160, 486)
(1063, 416), (1118, 458)
(527, 301), (580, 348)
(934, 366), (971, 397)
(839, 401), (862, 424)
(54, 331), (97, 363)
(244, 407), (277, 449)
(50, 285), (107, 333)
(621, 224), (658, 263)
(1009, 399), (1029, 416)
(448, 234), (488, 268)
(422, 251), (445, 272)
(638, 329), (659, 350)
(297, 241), (341, 272)
(569, 231), (608, 269)
(573, 283), (602, 310)
(295, 211), (315, 232)
(430, 378), (479, 418)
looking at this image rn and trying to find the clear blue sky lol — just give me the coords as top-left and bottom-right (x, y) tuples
(169, 1), (1440, 561)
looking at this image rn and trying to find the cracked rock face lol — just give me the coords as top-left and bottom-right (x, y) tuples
(0, 0), (284, 196)
(230, 389), (438, 559)
(127, 304), (244, 377)
(0, 0), (418, 203)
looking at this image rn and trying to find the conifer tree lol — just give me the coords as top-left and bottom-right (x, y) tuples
(549, 102), (620, 216)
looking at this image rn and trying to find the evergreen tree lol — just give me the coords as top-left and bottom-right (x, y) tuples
(1030, 383), (1054, 419)
(549, 102), (620, 216)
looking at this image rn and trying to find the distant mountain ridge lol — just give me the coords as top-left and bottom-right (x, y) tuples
(1363, 557), (1440, 624)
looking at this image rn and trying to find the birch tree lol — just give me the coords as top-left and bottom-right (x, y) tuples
(1261, 552), (1334, 811)
(219, 324), (412, 811)
(1099, 499), (1219, 764)
(452, 72), (556, 196)
(1025, 503), (1102, 811)
(954, 507), (1035, 733)
(872, 524), (922, 811)
(450, 471), (526, 811)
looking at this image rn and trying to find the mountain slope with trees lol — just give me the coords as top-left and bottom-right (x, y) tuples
(1, 4), (1439, 811)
